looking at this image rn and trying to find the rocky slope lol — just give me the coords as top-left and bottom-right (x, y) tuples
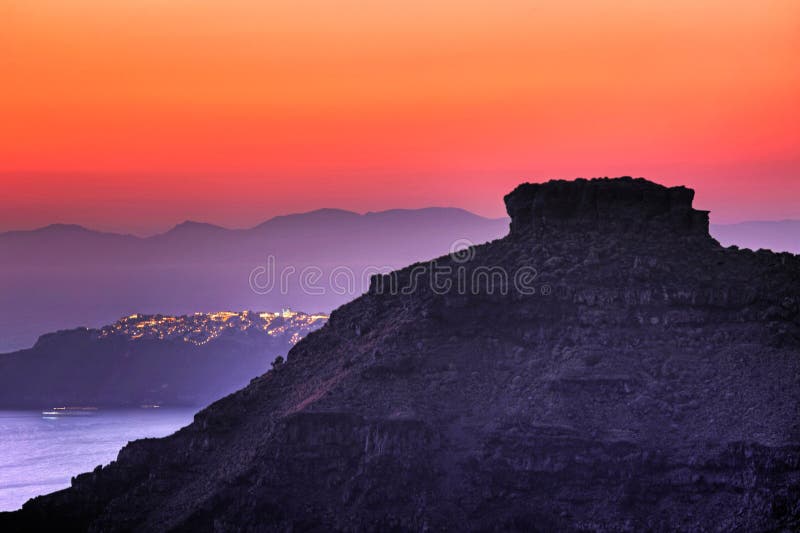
(3, 177), (799, 531)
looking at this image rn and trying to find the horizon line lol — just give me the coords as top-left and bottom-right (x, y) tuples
(0, 206), (511, 239)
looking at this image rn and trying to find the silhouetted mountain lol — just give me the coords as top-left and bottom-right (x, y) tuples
(0, 208), (508, 351)
(0, 310), (326, 409)
(4, 178), (797, 531)
(156, 220), (230, 239)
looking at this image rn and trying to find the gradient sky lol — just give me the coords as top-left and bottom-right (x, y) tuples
(2, 0), (799, 234)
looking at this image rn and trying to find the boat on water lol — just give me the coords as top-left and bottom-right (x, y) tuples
(41, 406), (98, 417)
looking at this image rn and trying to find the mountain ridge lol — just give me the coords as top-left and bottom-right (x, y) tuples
(0, 207), (508, 239)
(0, 207), (510, 352)
(2, 208), (793, 252)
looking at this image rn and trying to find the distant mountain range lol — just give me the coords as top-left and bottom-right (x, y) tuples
(0, 310), (326, 408)
(0, 208), (508, 351)
(0, 208), (795, 351)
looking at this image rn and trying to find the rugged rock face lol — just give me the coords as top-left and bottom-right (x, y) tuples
(505, 177), (709, 237)
(3, 177), (799, 532)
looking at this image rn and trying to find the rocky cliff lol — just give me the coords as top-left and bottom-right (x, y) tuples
(3, 177), (798, 532)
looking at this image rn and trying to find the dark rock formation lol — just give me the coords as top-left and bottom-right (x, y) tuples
(505, 177), (709, 237)
(3, 177), (798, 532)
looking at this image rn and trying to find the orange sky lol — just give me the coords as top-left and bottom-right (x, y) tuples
(2, 0), (799, 234)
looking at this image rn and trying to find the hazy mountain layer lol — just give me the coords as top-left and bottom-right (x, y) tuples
(711, 219), (799, 254)
(0, 208), (507, 351)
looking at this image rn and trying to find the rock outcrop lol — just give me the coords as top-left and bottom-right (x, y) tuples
(505, 177), (709, 237)
(3, 177), (798, 532)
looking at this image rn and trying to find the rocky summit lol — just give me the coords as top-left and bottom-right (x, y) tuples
(3, 177), (799, 532)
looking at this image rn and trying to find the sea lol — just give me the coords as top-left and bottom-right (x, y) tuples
(0, 408), (196, 512)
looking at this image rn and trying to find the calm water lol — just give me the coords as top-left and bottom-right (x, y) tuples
(0, 408), (196, 511)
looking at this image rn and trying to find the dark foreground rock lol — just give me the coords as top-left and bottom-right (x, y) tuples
(3, 177), (799, 532)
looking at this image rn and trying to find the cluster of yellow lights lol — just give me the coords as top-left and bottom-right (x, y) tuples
(98, 309), (328, 346)
(209, 311), (238, 322)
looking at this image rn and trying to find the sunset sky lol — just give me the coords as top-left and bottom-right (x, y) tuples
(2, 0), (799, 234)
